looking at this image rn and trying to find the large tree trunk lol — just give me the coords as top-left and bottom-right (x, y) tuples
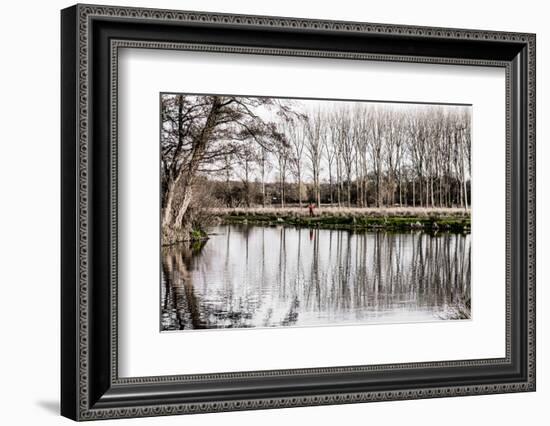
(162, 97), (221, 245)
(163, 185), (194, 245)
(175, 186), (193, 226)
(162, 179), (177, 228)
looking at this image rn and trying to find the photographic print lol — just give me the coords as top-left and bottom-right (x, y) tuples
(160, 94), (472, 331)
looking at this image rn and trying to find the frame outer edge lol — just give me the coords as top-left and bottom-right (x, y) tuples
(527, 33), (535, 390)
(67, 4), (536, 420)
(61, 4), (80, 422)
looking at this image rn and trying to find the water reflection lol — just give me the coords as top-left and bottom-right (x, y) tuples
(161, 225), (471, 331)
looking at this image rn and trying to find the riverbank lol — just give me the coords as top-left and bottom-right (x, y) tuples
(212, 207), (471, 233)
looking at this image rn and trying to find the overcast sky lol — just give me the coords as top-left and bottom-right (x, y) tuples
(162, 93), (471, 184)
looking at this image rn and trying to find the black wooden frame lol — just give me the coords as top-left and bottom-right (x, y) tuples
(61, 4), (536, 421)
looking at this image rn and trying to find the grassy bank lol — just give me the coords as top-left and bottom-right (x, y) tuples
(212, 207), (471, 233)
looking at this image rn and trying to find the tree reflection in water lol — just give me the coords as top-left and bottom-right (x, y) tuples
(161, 225), (471, 331)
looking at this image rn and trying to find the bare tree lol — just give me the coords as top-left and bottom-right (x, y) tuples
(324, 123), (338, 205)
(336, 107), (355, 207)
(288, 117), (307, 207)
(369, 106), (385, 207)
(406, 109), (429, 208)
(305, 108), (325, 206)
(352, 104), (369, 207)
(455, 107), (471, 210)
(236, 144), (260, 208)
(328, 112), (343, 206)
(161, 94), (288, 244)
(275, 121), (292, 207)
(259, 147), (271, 207)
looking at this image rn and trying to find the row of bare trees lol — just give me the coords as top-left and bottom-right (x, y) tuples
(160, 94), (471, 243)
(228, 103), (471, 210)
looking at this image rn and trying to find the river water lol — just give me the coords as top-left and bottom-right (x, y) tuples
(161, 224), (471, 331)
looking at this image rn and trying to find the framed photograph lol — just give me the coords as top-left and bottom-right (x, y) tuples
(61, 4), (536, 421)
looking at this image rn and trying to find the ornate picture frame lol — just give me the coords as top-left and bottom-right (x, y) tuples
(61, 4), (535, 421)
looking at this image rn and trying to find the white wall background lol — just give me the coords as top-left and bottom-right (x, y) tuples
(0, 0), (546, 424)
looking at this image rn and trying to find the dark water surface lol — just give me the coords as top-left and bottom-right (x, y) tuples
(161, 225), (471, 331)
